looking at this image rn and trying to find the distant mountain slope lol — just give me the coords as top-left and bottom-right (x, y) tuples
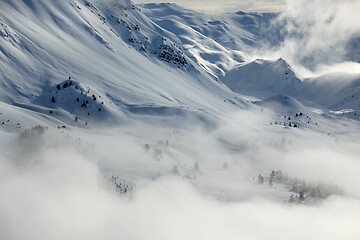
(222, 58), (303, 98)
(139, 3), (276, 78)
(222, 58), (360, 112)
(140, 3), (277, 51)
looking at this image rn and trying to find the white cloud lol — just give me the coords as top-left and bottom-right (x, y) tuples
(1, 147), (360, 240)
(258, 0), (360, 72)
(1, 109), (360, 239)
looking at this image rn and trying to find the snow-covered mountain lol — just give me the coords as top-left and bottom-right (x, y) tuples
(223, 58), (360, 111)
(140, 3), (360, 115)
(0, 0), (253, 128)
(1, 1), (360, 239)
(223, 58), (303, 98)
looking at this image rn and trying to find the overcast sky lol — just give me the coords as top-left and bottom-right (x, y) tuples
(133, 0), (287, 12)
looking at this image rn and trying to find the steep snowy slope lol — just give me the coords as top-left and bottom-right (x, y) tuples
(0, 0), (248, 127)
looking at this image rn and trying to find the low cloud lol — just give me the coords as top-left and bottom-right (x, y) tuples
(1, 111), (360, 239)
(1, 146), (360, 240)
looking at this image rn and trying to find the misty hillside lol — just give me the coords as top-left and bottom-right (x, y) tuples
(0, 0), (360, 240)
